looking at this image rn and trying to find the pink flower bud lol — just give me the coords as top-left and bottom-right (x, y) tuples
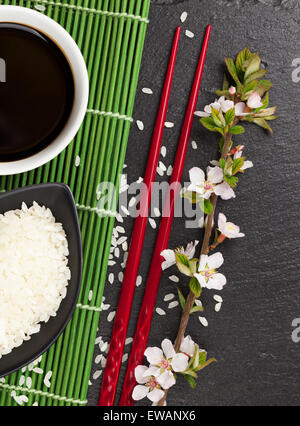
(229, 86), (236, 96)
(247, 92), (263, 109)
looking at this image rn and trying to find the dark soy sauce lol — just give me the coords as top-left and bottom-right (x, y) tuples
(0, 23), (74, 162)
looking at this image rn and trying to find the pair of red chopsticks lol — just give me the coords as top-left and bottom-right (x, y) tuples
(99, 25), (212, 407)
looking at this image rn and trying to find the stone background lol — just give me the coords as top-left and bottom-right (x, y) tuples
(88, 0), (300, 406)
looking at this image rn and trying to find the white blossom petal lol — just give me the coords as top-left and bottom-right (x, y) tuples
(214, 182), (236, 200)
(189, 167), (205, 185)
(187, 183), (203, 194)
(143, 366), (161, 378)
(145, 347), (164, 365)
(242, 160), (254, 170)
(218, 213), (227, 229)
(198, 254), (208, 272)
(207, 166), (224, 184)
(161, 339), (176, 360)
(161, 249), (176, 270)
(206, 273), (227, 290)
(194, 111), (210, 117)
(235, 102), (248, 116)
(135, 365), (149, 384)
(207, 252), (224, 270)
(157, 370), (176, 390)
(185, 241), (199, 259)
(147, 388), (165, 403)
(193, 273), (206, 287)
(247, 92), (263, 109)
(219, 97), (235, 113)
(132, 385), (149, 401)
(171, 353), (189, 372)
(180, 336), (196, 357)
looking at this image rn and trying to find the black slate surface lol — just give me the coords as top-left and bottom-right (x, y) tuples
(87, 0), (300, 406)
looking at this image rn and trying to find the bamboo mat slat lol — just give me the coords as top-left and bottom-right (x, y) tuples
(0, 0), (150, 406)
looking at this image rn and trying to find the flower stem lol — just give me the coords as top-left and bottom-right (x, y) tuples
(157, 130), (233, 406)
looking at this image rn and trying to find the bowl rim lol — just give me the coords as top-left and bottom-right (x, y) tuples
(0, 183), (83, 377)
(0, 6), (89, 176)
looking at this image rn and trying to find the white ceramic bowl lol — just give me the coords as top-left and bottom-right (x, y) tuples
(0, 6), (89, 175)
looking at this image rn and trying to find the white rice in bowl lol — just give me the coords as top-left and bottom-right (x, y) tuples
(0, 202), (70, 358)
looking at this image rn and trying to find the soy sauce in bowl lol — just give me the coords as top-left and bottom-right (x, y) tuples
(0, 23), (74, 162)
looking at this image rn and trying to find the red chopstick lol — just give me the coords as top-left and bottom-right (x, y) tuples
(98, 27), (181, 407)
(119, 25), (212, 406)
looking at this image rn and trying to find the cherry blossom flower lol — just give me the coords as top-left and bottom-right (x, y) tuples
(194, 253), (227, 290)
(234, 147), (254, 170)
(195, 96), (234, 118)
(180, 336), (207, 361)
(218, 213), (245, 239)
(132, 366), (166, 403)
(161, 241), (199, 270)
(247, 92), (263, 109)
(145, 339), (189, 374)
(180, 335), (198, 358)
(188, 166), (235, 200)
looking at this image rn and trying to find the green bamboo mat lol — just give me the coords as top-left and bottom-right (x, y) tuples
(0, 0), (150, 406)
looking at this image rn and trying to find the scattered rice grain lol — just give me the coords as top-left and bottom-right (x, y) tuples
(156, 308), (166, 316)
(180, 11), (188, 22)
(136, 120), (144, 131)
(199, 317), (208, 327)
(185, 30), (195, 38)
(107, 311), (116, 322)
(142, 88), (153, 95)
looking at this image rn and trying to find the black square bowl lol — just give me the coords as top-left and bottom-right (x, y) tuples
(0, 183), (82, 377)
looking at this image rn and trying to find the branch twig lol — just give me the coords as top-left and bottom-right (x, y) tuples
(157, 129), (233, 406)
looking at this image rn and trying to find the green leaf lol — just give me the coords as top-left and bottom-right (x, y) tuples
(213, 228), (219, 246)
(211, 107), (224, 128)
(236, 47), (252, 75)
(229, 125), (245, 135)
(198, 351), (208, 365)
(225, 107), (235, 126)
(189, 277), (202, 298)
(215, 89), (230, 97)
(224, 57), (241, 86)
(241, 80), (258, 99)
(224, 175), (239, 188)
(184, 369), (198, 378)
(200, 117), (224, 134)
(219, 158), (226, 170)
(190, 304), (204, 314)
(222, 73), (230, 91)
(254, 106), (277, 118)
(264, 115), (277, 121)
(175, 252), (192, 277)
(243, 54), (261, 80)
(177, 288), (186, 310)
(253, 118), (273, 134)
(232, 157), (245, 175)
(224, 157), (233, 176)
(184, 375), (197, 389)
(255, 79), (272, 96)
(196, 358), (217, 372)
(244, 69), (268, 85)
(200, 199), (213, 215)
(218, 136), (225, 152)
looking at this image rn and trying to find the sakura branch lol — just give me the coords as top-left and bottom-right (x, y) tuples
(132, 47), (277, 406)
